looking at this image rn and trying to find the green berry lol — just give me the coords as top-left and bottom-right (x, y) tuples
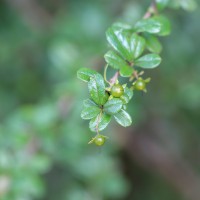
(135, 78), (146, 91)
(94, 135), (105, 146)
(111, 84), (124, 97)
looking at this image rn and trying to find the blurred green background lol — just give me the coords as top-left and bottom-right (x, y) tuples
(0, 0), (200, 200)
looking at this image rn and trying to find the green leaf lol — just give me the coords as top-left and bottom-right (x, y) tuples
(153, 15), (171, 36)
(81, 106), (101, 120)
(119, 65), (134, 77)
(135, 54), (161, 69)
(89, 113), (111, 132)
(88, 74), (109, 105)
(103, 98), (123, 115)
(112, 22), (133, 31)
(130, 33), (146, 59)
(106, 27), (132, 61)
(134, 15), (171, 36)
(83, 99), (97, 108)
(144, 33), (162, 54)
(134, 18), (162, 34)
(114, 109), (132, 127)
(120, 87), (133, 104)
(104, 50), (134, 77)
(106, 27), (147, 62)
(124, 87), (134, 100)
(155, 0), (170, 10)
(120, 95), (129, 104)
(104, 50), (129, 70)
(77, 68), (98, 82)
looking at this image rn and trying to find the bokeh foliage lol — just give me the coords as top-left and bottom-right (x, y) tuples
(0, 0), (200, 200)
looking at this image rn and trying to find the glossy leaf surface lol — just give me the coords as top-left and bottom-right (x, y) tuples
(81, 106), (101, 120)
(135, 53), (162, 69)
(104, 98), (123, 115)
(119, 65), (134, 77)
(114, 109), (132, 127)
(130, 33), (146, 59)
(104, 50), (129, 70)
(144, 33), (162, 53)
(88, 74), (109, 105)
(134, 15), (171, 36)
(77, 68), (98, 82)
(120, 87), (133, 104)
(83, 99), (97, 108)
(89, 113), (111, 132)
(106, 27), (132, 61)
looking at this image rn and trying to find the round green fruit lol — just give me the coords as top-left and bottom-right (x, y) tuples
(94, 135), (106, 146)
(111, 84), (124, 97)
(135, 78), (146, 91)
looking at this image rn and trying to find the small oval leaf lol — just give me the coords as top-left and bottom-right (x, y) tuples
(81, 106), (101, 120)
(104, 50), (129, 70)
(135, 53), (162, 69)
(134, 15), (171, 36)
(83, 99), (97, 108)
(106, 27), (132, 61)
(119, 65), (134, 77)
(88, 74), (109, 105)
(134, 18), (162, 34)
(114, 109), (132, 127)
(89, 113), (111, 132)
(104, 98), (123, 115)
(143, 33), (162, 54)
(77, 68), (98, 82)
(153, 15), (171, 36)
(120, 87), (133, 104)
(130, 33), (146, 59)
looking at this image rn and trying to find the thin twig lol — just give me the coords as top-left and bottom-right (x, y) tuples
(104, 64), (111, 85)
(143, 0), (158, 19)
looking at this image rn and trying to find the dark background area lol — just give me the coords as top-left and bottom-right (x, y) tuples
(0, 0), (200, 200)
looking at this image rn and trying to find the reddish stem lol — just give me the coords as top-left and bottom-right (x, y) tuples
(143, 1), (158, 19)
(109, 71), (119, 86)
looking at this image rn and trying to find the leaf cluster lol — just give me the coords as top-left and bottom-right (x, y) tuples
(76, 0), (195, 144)
(105, 14), (172, 77)
(77, 70), (133, 131)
